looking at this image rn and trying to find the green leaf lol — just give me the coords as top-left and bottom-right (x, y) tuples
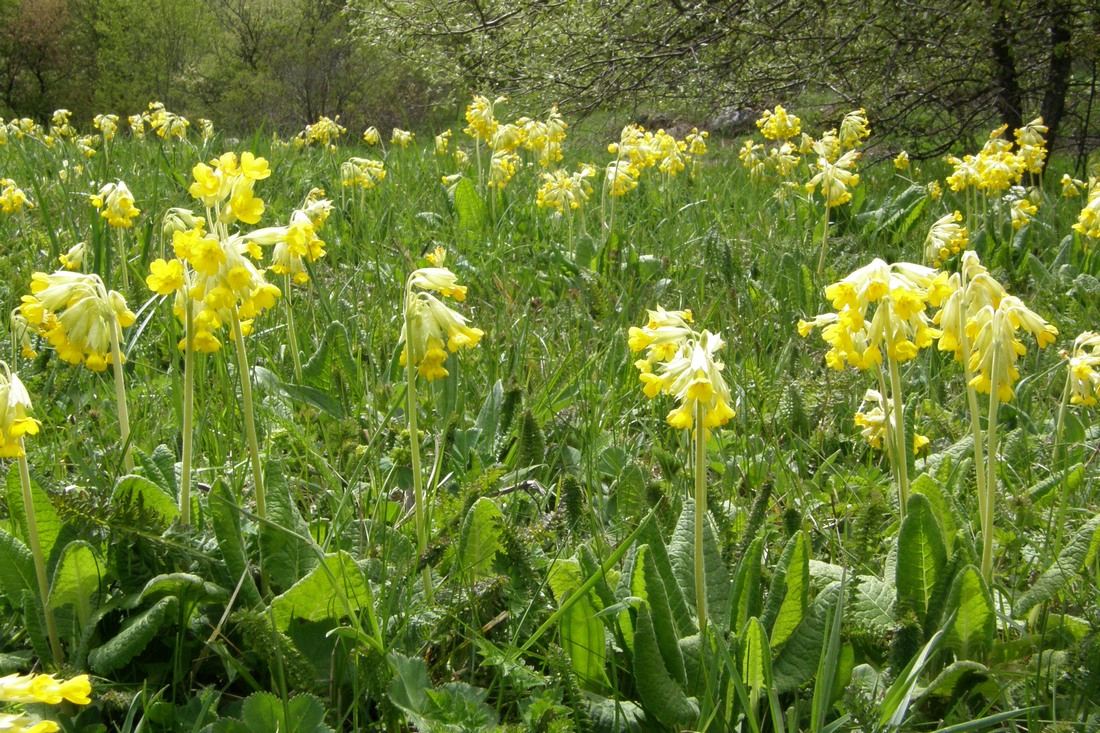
(548, 558), (609, 689)
(270, 552), (373, 632)
(941, 566), (994, 660)
(909, 473), (956, 555)
(631, 546), (686, 686)
(209, 482), (263, 608)
(112, 474), (179, 530)
(0, 528), (35, 605)
(302, 321), (356, 392)
(729, 537), (764, 633)
(632, 603), (699, 729)
(218, 691), (334, 733)
(260, 462), (319, 591)
(771, 581), (841, 694)
(457, 497), (503, 581)
(387, 652), (432, 732)
(637, 519), (695, 638)
(140, 573), (228, 605)
(6, 465), (62, 562)
(849, 576), (895, 636)
(614, 462), (648, 519)
(136, 445), (179, 500)
(473, 379), (504, 447)
(48, 540), (103, 628)
(452, 177), (487, 232)
(668, 500), (730, 632)
(896, 494), (946, 626)
(740, 617), (770, 711)
(761, 532), (809, 649)
(88, 596), (178, 674)
(1015, 513), (1100, 616)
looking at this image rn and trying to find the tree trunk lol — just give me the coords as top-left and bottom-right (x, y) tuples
(1039, 0), (1073, 161)
(988, 0), (1023, 131)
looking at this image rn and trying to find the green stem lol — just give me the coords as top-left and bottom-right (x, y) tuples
(981, 341), (1002, 583)
(18, 452), (64, 665)
(404, 288), (433, 601)
(694, 401), (708, 637)
(875, 367), (899, 492)
(110, 316), (134, 473)
(284, 275), (303, 384)
(1050, 372), (1073, 555)
(231, 310), (265, 520)
(180, 301), (194, 525)
(816, 205), (831, 278)
(888, 356), (910, 521)
(116, 228), (129, 290)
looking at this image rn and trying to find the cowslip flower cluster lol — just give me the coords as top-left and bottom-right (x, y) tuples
(363, 126), (381, 145)
(756, 105), (801, 140)
(488, 151), (520, 189)
(1065, 332), (1100, 406)
(246, 193), (333, 285)
(93, 113), (119, 141)
(464, 94), (506, 142)
(0, 364), (40, 458)
(924, 211), (969, 266)
(91, 180), (140, 228)
(854, 389), (929, 454)
(807, 148), (861, 207)
(391, 128), (415, 148)
(189, 151), (269, 226)
(20, 272), (135, 371)
(1073, 178), (1100, 239)
(894, 151), (910, 170)
(1, 179), (34, 213)
(0, 672), (90, 732)
(147, 101), (190, 139)
(536, 166), (596, 214)
(799, 259), (941, 370)
(838, 109), (871, 150)
(945, 119), (1047, 194)
(401, 248), (483, 381)
(340, 157), (387, 189)
(606, 123), (709, 192)
(298, 116), (345, 147)
(58, 241), (88, 271)
(519, 105), (568, 166)
(629, 307), (735, 430)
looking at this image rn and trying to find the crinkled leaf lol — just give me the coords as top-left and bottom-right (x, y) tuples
(270, 552), (372, 632)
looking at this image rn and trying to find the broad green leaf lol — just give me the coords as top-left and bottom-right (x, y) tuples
(387, 652), (433, 732)
(0, 528), (35, 605)
(630, 546), (686, 686)
(1015, 513), (1100, 616)
(668, 500), (730, 632)
(112, 474), (179, 530)
(457, 497), (503, 581)
(849, 576), (896, 636)
(637, 519), (695, 638)
(473, 379), (504, 447)
(141, 573), (228, 604)
(632, 603), (699, 729)
(729, 537), (764, 633)
(741, 617), (769, 712)
(88, 596), (178, 674)
(48, 540), (103, 628)
(452, 177), (487, 231)
(548, 558), (609, 689)
(941, 565), (994, 659)
(302, 321), (356, 392)
(771, 581), (841, 694)
(260, 462), (319, 591)
(896, 494), (946, 623)
(909, 473), (956, 554)
(213, 691), (334, 733)
(270, 552), (373, 632)
(761, 532), (809, 649)
(209, 482), (263, 608)
(914, 660), (991, 705)
(1027, 463), (1084, 502)
(136, 444), (179, 500)
(6, 465), (62, 562)
(613, 461), (648, 519)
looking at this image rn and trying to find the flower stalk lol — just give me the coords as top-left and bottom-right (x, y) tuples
(18, 451), (64, 665)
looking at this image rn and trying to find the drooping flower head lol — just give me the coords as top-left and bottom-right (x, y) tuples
(465, 95), (506, 142)
(854, 389), (929, 454)
(1065, 332), (1100, 407)
(91, 180), (140, 228)
(536, 166), (595, 214)
(0, 179), (34, 214)
(401, 248), (484, 381)
(188, 151), (271, 227)
(924, 211), (968, 267)
(340, 157), (386, 189)
(806, 149), (860, 207)
(838, 108), (870, 150)
(756, 105), (801, 140)
(1072, 178), (1100, 239)
(629, 308), (734, 431)
(0, 363), (40, 458)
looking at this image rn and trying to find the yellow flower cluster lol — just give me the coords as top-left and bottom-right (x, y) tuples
(91, 180), (140, 228)
(58, 241), (88, 271)
(946, 118), (1047, 194)
(246, 193), (333, 285)
(1, 178), (34, 213)
(1072, 178), (1100, 239)
(20, 271), (135, 372)
(807, 149), (861, 207)
(340, 157), (387, 189)
(1066, 332), (1100, 406)
(854, 389), (929, 454)
(629, 307), (735, 431)
(401, 248), (484, 381)
(536, 166), (596, 214)
(604, 123), (708, 196)
(756, 105), (801, 140)
(0, 364), (40, 458)
(0, 672), (91, 732)
(799, 259), (941, 369)
(924, 211), (968, 266)
(298, 115), (345, 147)
(464, 95), (507, 142)
(48, 109), (75, 141)
(363, 126), (381, 145)
(146, 101), (190, 139)
(93, 113), (119, 141)
(188, 151), (270, 226)
(391, 128), (415, 148)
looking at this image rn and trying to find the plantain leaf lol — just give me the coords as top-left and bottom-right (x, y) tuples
(668, 500), (730, 632)
(1015, 513), (1100, 616)
(548, 558), (609, 689)
(631, 545), (686, 686)
(909, 473), (956, 555)
(260, 462), (319, 591)
(209, 482), (263, 608)
(896, 494), (946, 626)
(88, 596), (178, 674)
(761, 532), (809, 649)
(771, 581), (841, 694)
(48, 540), (103, 629)
(632, 602), (698, 729)
(729, 537), (764, 633)
(112, 474), (179, 530)
(302, 321), (356, 392)
(452, 177), (488, 232)
(457, 497), (503, 581)
(941, 565), (994, 659)
(849, 575), (896, 636)
(740, 616), (770, 712)
(270, 552), (373, 632)
(0, 528), (35, 605)
(637, 519), (695, 638)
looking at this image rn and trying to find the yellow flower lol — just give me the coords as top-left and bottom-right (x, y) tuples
(1, 179), (35, 213)
(966, 295), (1057, 402)
(340, 158), (386, 189)
(363, 126), (381, 145)
(488, 151), (520, 189)
(0, 365), (40, 458)
(402, 252), (483, 382)
(301, 116), (345, 146)
(605, 161), (639, 197)
(756, 105), (801, 140)
(894, 151), (910, 170)
(146, 258), (185, 295)
(838, 108), (870, 149)
(806, 150), (860, 207)
(0, 673), (91, 705)
(924, 211), (968, 266)
(464, 95), (505, 142)
(93, 181), (140, 228)
(853, 389), (928, 454)
(93, 113), (119, 140)
(58, 241), (87, 271)
(0, 712), (60, 732)
(1066, 332), (1100, 406)
(536, 166), (595, 214)
(1009, 194), (1038, 230)
(1072, 178), (1100, 239)
(391, 128), (415, 148)
(1061, 174), (1084, 197)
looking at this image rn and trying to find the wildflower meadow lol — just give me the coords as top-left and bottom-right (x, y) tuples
(0, 99), (1098, 732)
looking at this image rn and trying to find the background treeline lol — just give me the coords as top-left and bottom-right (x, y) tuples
(1, 0), (1099, 155)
